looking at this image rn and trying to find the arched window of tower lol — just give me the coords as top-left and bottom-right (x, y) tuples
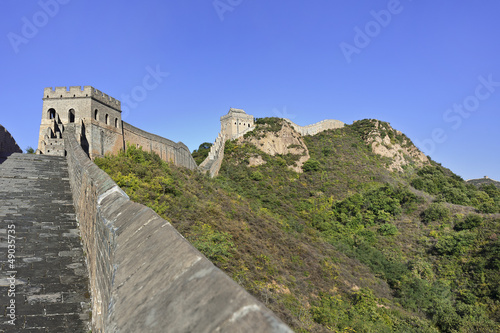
(48, 109), (56, 120)
(105, 114), (109, 125)
(94, 109), (98, 121)
(115, 118), (118, 128)
(69, 109), (75, 123)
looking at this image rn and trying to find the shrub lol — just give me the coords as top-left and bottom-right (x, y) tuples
(378, 223), (398, 236)
(421, 203), (450, 223)
(250, 171), (264, 181)
(189, 223), (236, 264)
(454, 214), (483, 231)
(302, 158), (321, 172)
(434, 231), (475, 256)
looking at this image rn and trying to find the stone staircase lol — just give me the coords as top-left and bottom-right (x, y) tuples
(0, 153), (90, 332)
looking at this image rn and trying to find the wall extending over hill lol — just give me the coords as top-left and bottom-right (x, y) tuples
(199, 132), (226, 177)
(201, 115), (345, 178)
(284, 118), (345, 136)
(0, 124), (22, 157)
(123, 121), (197, 170)
(63, 124), (291, 333)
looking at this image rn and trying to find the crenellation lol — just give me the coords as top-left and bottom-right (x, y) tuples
(91, 87), (121, 109)
(44, 86), (121, 110)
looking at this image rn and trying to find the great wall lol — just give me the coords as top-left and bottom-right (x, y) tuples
(199, 108), (345, 177)
(1, 86), (345, 332)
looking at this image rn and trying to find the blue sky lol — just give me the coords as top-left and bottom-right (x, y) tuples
(1, 0), (499, 180)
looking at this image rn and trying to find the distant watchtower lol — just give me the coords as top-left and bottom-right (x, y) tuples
(37, 86), (123, 158)
(220, 108), (254, 140)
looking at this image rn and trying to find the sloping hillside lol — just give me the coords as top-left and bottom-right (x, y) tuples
(96, 118), (500, 332)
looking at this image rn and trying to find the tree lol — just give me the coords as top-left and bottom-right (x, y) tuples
(302, 158), (321, 172)
(192, 142), (213, 165)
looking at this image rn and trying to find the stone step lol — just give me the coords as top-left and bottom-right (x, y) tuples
(0, 153), (90, 332)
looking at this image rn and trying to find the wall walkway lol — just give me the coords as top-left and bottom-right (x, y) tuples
(0, 153), (90, 331)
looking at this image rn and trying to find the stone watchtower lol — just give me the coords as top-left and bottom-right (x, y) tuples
(37, 86), (124, 158)
(220, 108), (254, 140)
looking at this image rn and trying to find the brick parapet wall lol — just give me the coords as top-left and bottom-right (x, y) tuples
(63, 125), (292, 332)
(285, 118), (345, 136)
(0, 124), (22, 156)
(122, 121), (197, 170)
(199, 132), (226, 177)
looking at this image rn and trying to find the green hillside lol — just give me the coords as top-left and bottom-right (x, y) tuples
(95, 118), (500, 332)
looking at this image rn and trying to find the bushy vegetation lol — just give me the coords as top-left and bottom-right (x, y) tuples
(410, 165), (500, 213)
(95, 121), (500, 332)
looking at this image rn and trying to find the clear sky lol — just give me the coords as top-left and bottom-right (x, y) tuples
(1, 0), (499, 180)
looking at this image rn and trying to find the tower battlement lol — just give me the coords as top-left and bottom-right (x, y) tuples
(44, 86), (121, 110)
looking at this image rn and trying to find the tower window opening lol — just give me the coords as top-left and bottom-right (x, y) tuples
(105, 114), (109, 125)
(69, 109), (75, 123)
(115, 118), (118, 128)
(48, 109), (56, 120)
(94, 109), (98, 120)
